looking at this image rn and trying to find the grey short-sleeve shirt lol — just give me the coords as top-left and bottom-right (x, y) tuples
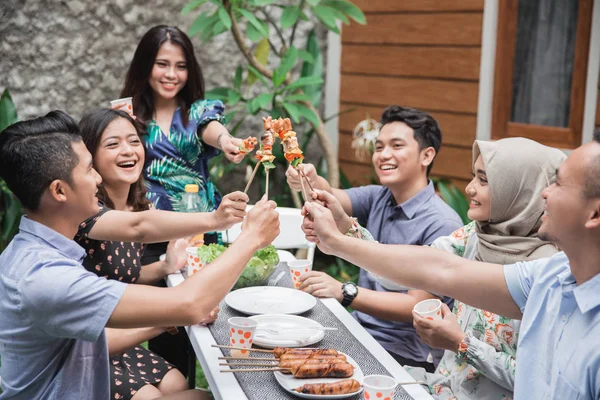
(0, 217), (126, 400)
(346, 182), (463, 364)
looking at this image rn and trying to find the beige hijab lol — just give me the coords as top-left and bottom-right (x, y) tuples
(473, 138), (566, 264)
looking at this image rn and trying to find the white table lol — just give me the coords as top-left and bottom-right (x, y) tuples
(166, 272), (432, 400)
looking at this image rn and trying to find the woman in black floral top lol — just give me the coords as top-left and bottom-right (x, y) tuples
(74, 109), (233, 400)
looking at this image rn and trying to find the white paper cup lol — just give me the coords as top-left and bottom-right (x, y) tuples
(185, 247), (206, 277)
(362, 374), (397, 400)
(413, 298), (442, 321)
(109, 97), (133, 116)
(288, 260), (313, 289)
(228, 317), (257, 358)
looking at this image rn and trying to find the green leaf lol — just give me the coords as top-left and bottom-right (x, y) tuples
(211, 19), (230, 37)
(238, 9), (269, 37)
(312, 5), (339, 33)
(282, 102), (301, 123)
(281, 6), (301, 29)
(300, 29), (323, 107)
(282, 93), (313, 102)
(181, 0), (208, 16)
(274, 46), (298, 86)
(297, 49), (314, 64)
(0, 89), (18, 133)
(223, 110), (239, 125)
(323, 0), (367, 24)
(255, 93), (274, 109)
(246, 22), (262, 42)
(189, 11), (212, 37)
(233, 66), (243, 90)
(217, 7), (232, 29)
(247, 65), (270, 87)
(306, 0), (321, 5)
(227, 90), (241, 106)
(286, 76), (324, 91)
(205, 87), (231, 102)
(249, 0), (276, 5)
(248, 38), (270, 86)
(294, 103), (320, 127)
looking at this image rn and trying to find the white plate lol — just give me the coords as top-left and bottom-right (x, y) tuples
(248, 314), (325, 348)
(225, 286), (317, 315)
(274, 352), (364, 399)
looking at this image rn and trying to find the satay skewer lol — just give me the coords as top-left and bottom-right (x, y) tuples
(221, 368), (287, 373)
(244, 162), (262, 194)
(265, 168), (270, 199)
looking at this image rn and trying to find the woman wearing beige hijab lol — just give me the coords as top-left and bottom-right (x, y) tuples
(406, 137), (566, 400)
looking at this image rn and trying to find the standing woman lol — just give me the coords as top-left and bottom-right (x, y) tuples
(117, 25), (245, 374)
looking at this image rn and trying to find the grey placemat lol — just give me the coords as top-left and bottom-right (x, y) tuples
(208, 263), (415, 400)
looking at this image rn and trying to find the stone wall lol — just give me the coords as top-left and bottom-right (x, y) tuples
(0, 0), (327, 200)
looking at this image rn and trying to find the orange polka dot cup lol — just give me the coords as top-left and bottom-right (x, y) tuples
(413, 298), (442, 321)
(362, 374), (397, 400)
(109, 97), (134, 117)
(228, 317), (257, 358)
(185, 247), (206, 277)
(288, 260), (312, 289)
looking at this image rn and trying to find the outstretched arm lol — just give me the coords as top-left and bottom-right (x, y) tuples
(86, 191), (248, 243)
(304, 201), (522, 319)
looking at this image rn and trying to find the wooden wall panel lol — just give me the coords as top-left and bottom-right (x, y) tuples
(351, 0), (484, 12)
(343, 14), (483, 46)
(340, 161), (376, 186)
(338, 104), (477, 148)
(341, 45), (481, 80)
(340, 75), (479, 114)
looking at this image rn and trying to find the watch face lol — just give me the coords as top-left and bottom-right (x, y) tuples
(345, 284), (358, 296)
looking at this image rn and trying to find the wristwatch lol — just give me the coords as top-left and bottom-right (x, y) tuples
(341, 282), (358, 307)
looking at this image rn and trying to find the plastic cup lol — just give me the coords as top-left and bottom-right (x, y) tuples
(413, 298), (442, 321)
(228, 317), (257, 358)
(288, 260), (312, 289)
(362, 375), (397, 400)
(185, 247), (206, 277)
(109, 97), (133, 116)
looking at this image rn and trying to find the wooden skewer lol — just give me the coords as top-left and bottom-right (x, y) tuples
(221, 367), (288, 373)
(398, 381), (428, 386)
(244, 162), (261, 194)
(218, 356), (275, 361)
(211, 344), (273, 353)
(265, 168), (270, 199)
(219, 362), (277, 367)
(297, 168), (308, 202)
(299, 168), (315, 192)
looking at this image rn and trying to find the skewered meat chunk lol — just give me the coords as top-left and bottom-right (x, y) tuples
(294, 379), (361, 394)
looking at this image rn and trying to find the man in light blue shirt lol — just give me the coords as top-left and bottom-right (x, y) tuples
(0, 111), (280, 399)
(303, 129), (600, 399)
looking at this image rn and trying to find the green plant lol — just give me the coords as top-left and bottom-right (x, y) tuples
(0, 89), (22, 252)
(184, 0), (367, 189)
(433, 178), (471, 224)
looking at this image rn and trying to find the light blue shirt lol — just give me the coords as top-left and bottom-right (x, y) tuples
(347, 182), (463, 364)
(0, 217), (126, 400)
(504, 252), (600, 399)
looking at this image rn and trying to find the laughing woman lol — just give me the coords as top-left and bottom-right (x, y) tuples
(74, 109), (246, 400)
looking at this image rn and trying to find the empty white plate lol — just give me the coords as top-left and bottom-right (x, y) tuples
(249, 314), (325, 348)
(274, 352), (364, 399)
(225, 286), (317, 315)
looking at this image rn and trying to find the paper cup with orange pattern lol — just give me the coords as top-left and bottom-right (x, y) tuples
(362, 375), (397, 400)
(185, 247), (206, 277)
(288, 260), (313, 289)
(109, 97), (134, 117)
(413, 298), (442, 321)
(228, 317), (257, 358)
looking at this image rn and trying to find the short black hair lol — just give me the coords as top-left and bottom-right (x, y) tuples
(583, 128), (600, 199)
(380, 106), (442, 176)
(0, 110), (82, 211)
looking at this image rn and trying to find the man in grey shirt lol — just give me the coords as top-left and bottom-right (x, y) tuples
(286, 106), (462, 370)
(0, 111), (279, 399)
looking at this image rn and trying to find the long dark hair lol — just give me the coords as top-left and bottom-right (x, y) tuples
(120, 25), (205, 128)
(79, 109), (151, 212)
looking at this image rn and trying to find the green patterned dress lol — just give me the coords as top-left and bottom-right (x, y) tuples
(143, 99), (224, 212)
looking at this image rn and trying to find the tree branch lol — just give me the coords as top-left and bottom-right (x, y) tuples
(260, 8), (287, 55)
(289, 0), (305, 48)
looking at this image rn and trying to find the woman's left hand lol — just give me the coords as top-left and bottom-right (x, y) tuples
(221, 135), (245, 164)
(199, 306), (220, 325)
(163, 238), (189, 275)
(298, 271), (344, 302)
(412, 303), (466, 352)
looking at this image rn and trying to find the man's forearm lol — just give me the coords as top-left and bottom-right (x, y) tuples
(351, 289), (437, 323)
(331, 235), (522, 318)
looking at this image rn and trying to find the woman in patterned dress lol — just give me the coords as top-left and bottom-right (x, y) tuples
(404, 138), (567, 400)
(75, 108), (243, 400)
(116, 25), (247, 373)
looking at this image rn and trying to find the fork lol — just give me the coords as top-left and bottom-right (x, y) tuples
(267, 271), (285, 286)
